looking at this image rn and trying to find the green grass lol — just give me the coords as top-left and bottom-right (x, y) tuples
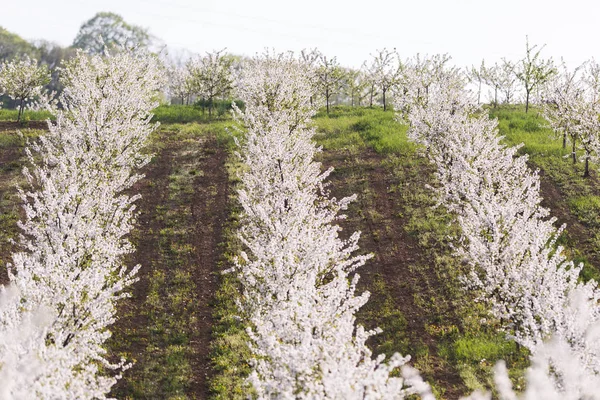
(314, 106), (415, 154)
(0, 109), (54, 122)
(153, 102), (242, 124)
(209, 157), (253, 399)
(0, 129), (44, 149)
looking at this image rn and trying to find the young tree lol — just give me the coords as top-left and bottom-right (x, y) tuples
(0, 48), (165, 398)
(543, 62), (585, 155)
(362, 65), (378, 107)
(466, 61), (485, 104)
(168, 64), (194, 104)
(0, 55), (50, 122)
(344, 68), (369, 107)
(516, 36), (556, 113)
(482, 62), (502, 107)
(499, 59), (519, 104)
(316, 54), (345, 113)
(187, 49), (233, 117)
(365, 48), (402, 111)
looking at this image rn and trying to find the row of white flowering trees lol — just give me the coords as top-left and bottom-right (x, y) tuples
(231, 51), (433, 399)
(2, 46), (600, 398)
(0, 49), (164, 398)
(543, 60), (600, 177)
(395, 55), (600, 398)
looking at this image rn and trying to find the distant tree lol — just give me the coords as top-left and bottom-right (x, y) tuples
(467, 61), (485, 104)
(316, 54), (345, 113)
(0, 26), (37, 62)
(168, 64), (194, 105)
(0, 56), (50, 122)
(72, 12), (151, 54)
(482, 62), (502, 107)
(498, 59), (519, 104)
(516, 36), (556, 113)
(365, 48), (402, 110)
(543, 62), (584, 152)
(187, 49), (233, 117)
(344, 68), (368, 107)
(363, 68), (378, 107)
(299, 48), (321, 105)
(31, 40), (77, 95)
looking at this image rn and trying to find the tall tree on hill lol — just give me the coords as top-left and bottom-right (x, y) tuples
(32, 40), (77, 95)
(73, 12), (151, 54)
(516, 36), (556, 113)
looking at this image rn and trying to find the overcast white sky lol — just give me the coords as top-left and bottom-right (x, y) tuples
(2, 0), (599, 69)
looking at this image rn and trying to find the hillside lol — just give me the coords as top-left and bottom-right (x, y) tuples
(0, 105), (597, 398)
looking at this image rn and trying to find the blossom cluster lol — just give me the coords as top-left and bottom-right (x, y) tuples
(0, 49), (165, 398)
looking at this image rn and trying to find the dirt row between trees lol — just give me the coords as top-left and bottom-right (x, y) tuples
(0, 145), (23, 284)
(0, 121), (48, 132)
(320, 148), (465, 398)
(537, 168), (600, 275)
(110, 133), (229, 399)
(0, 128), (46, 284)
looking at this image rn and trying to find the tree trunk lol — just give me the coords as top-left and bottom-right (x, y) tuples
(563, 132), (567, 149)
(572, 138), (577, 164)
(494, 87), (498, 108)
(383, 89), (387, 111)
(525, 90), (530, 113)
(584, 155), (590, 177)
(326, 88), (330, 114)
(17, 98), (24, 123)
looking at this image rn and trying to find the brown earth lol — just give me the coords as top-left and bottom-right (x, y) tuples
(109, 141), (176, 398)
(321, 148), (464, 398)
(188, 140), (230, 398)
(110, 134), (228, 399)
(537, 168), (600, 272)
(0, 145), (25, 285)
(0, 121), (49, 132)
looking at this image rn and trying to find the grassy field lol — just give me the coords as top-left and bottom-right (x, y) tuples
(0, 104), (597, 398)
